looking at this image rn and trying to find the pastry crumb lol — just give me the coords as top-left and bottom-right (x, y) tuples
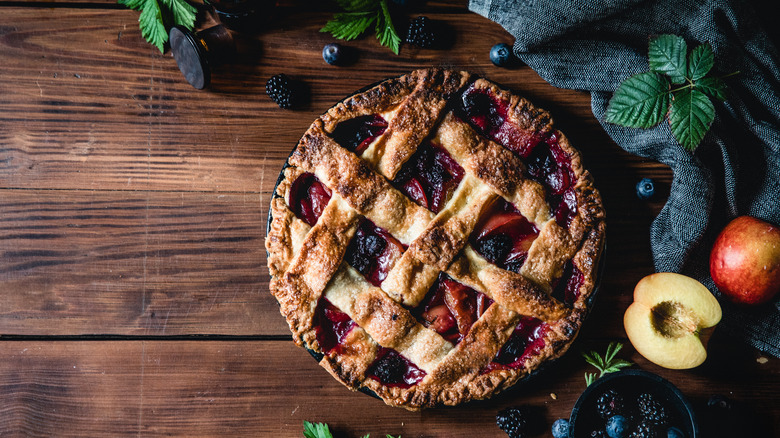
(757, 356), (768, 364)
(550, 393), (557, 400)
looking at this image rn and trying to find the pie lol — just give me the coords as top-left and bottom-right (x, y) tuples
(266, 69), (606, 410)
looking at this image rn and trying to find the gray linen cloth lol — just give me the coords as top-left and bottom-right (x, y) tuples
(469, 0), (780, 356)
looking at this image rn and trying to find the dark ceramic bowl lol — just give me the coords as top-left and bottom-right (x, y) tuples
(569, 369), (698, 438)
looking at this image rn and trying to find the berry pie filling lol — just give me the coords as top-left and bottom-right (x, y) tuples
(412, 273), (493, 344)
(526, 133), (578, 227)
(483, 316), (548, 372)
(313, 298), (356, 354)
(366, 347), (426, 388)
(551, 260), (584, 306)
(457, 86), (579, 227)
(457, 85), (543, 159)
(470, 198), (539, 273)
(330, 114), (388, 155)
(288, 172), (332, 227)
(392, 141), (465, 213)
(344, 218), (406, 287)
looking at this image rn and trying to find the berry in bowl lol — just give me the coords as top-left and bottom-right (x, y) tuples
(569, 369), (697, 438)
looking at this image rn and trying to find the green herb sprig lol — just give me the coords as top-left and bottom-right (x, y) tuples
(605, 34), (738, 151)
(582, 342), (633, 386)
(118, 0), (197, 53)
(304, 421), (400, 438)
(321, 0), (401, 55)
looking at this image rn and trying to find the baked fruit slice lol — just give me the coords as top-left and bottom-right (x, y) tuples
(266, 69), (605, 410)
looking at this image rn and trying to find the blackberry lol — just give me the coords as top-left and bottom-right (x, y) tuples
(596, 389), (627, 419)
(637, 393), (668, 426)
(629, 421), (659, 438)
(496, 407), (529, 438)
(265, 74), (296, 109)
(406, 16), (438, 48)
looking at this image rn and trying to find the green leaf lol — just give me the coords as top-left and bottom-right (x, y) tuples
(605, 71), (670, 128)
(687, 43), (714, 81)
(585, 372), (596, 386)
(362, 435), (370, 438)
(118, 0), (145, 11)
(162, 0), (197, 30)
(376, 0), (400, 55)
(696, 76), (728, 101)
(303, 421), (333, 438)
(321, 11), (376, 41)
(336, 0), (380, 12)
(138, 0), (167, 53)
(649, 34), (688, 84)
(669, 87), (715, 151)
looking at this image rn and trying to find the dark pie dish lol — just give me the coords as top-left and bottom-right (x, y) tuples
(265, 69), (606, 410)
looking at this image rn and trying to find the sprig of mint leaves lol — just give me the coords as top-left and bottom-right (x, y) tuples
(118, 0), (197, 53)
(304, 421), (400, 438)
(606, 34), (737, 151)
(582, 342), (632, 386)
(321, 0), (401, 55)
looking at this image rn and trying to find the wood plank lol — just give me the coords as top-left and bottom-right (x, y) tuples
(0, 186), (668, 336)
(0, 340), (776, 436)
(0, 7), (662, 194)
(0, 189), (287, 335)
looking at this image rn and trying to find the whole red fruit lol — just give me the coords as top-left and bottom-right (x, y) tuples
(709, 216), (780, 305)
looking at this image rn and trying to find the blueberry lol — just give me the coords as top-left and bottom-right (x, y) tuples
(707, 394), (732, 411)
(490, 43), (514, 67)
(666, 426), (685, 438)
(636, 178), (655, 199)
(605, 415), (629, 438)
(552, 418), (570, 438)
(322, 43), (344, 65)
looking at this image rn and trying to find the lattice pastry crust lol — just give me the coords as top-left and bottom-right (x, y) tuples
(266, 69), (605, 410)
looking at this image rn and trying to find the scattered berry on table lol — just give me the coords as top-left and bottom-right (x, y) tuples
(637, 393), (668, 426)
(406, 16), (438, 48)
(596, 389), (627, 419)
(490, 43), (514, 67)
(606, 415), (630, 438)
(666, 426), (685, 438)
(636, 178), (655, 199)
(265, 74), (296, 109)
(496, 407), (529, 438)
(551, 418), (570, 438)
(322, 43), (344, 65)
(706, 394), (732, 411)
(629, 420), (659, 438)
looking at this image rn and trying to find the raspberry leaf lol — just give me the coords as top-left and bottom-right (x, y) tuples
(687, 43), (715, 81)
(118, 0), (196, 53)
(605, 72), (670, 128)
(696, 76), (728, 101)
(321, 11), (376, 41)
(649, 34), (688, 84)
(303, 421), (333, 438)
(376, 0), (401, 55)
(669, 87), (715, 151)
(321, 0), (400, 54)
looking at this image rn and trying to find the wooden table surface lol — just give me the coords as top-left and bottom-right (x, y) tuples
(0, 0), (777, 436)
